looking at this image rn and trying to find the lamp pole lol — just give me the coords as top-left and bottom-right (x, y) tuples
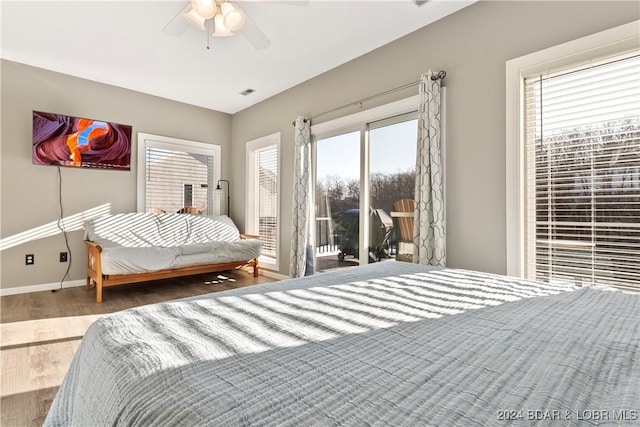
(216, 180), (230, 216)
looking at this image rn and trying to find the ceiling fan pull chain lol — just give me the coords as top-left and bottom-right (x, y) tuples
(206, 18), (211, 50)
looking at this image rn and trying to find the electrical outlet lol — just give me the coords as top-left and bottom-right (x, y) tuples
(25, 254), (35, 265)
(59, 252), (68, 262)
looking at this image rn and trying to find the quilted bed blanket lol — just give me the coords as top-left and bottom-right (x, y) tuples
(45, 262), (639, 426)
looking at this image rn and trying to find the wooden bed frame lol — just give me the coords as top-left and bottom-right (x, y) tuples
(85, 234), (260, 303)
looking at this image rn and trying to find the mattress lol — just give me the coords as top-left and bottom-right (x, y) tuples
(45, 262), (640, 426)
(84, 213), (262, 275)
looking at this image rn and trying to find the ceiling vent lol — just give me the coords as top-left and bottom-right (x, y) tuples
(239, 88), (255, 96)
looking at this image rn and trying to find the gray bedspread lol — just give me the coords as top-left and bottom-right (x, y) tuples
(44, 262), (639, 426)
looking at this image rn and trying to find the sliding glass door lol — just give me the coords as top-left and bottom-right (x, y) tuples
(315, 131), (361, 272)
(313, 113), (418, 272)
(369, 116), (418, 263)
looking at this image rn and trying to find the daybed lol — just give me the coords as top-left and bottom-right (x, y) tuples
(84, 212), (261, 302)
(46, 261), (639, 425)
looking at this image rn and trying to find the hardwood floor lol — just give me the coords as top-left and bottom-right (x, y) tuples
(0, 270), (274, 427)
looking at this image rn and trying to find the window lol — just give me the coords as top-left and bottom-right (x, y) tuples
(506, 21), (639, 290)
(137, 133), (221, 214)
(183, 184), (194, 208)
(246, 133), (280, 270)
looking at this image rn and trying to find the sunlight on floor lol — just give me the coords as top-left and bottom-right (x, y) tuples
(0, 314), (103, 347)
(1, 314), (103, 397)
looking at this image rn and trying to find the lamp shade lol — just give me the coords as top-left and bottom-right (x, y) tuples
(212, 13), (233, 37)
(183, 7), (206, 30)
(221, 2), (245, 32)
(191, 0), (217, 20)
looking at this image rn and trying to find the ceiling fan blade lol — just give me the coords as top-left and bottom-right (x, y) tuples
(240, 0), (309, 5)
(239, 13), (271, 50)
(162, 4), (192, 36)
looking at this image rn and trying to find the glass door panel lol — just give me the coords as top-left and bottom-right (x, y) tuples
(315, 131), (360, 272)
(369, 118), (418, 263)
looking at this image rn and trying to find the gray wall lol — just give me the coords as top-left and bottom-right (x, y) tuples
(2, 1), (638, 289)
(0, 60), (231, 289)
(230, 1), (639, 277)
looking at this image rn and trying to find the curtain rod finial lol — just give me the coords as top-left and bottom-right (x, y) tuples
(431, 70), (447, 81)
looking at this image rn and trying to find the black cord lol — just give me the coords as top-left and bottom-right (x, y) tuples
(53, 166), (72, 292)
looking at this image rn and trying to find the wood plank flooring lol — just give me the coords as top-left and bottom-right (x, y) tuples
(0, 270), (274, 427)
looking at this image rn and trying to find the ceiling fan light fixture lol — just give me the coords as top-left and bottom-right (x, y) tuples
(221, 2), (245, 32)
(212, 13), (233, 37)
(191, 0), (217, 20)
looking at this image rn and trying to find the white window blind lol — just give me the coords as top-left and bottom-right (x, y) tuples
(247, 136), (279, 268)
(145, 147), (215, 214)
(254, 145), (278, 259)
(524, 52), (640, 290)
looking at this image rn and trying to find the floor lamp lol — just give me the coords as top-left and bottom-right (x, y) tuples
(216, 180), (230, 216)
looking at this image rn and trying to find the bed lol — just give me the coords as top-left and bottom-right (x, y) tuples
(45, 262), (639, 426)
(84, 213), (261, 302)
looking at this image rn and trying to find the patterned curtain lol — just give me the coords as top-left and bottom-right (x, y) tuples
(413, 71), (446, 266)
(290, 116), (314, 277)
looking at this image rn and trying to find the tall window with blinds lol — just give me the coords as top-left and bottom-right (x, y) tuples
(524, 52), (640, 290)
(137, 134), (221, 216)
(247, 135), (280, 268)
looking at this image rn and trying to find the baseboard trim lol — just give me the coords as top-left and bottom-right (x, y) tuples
(0, 279), (85, 297)
(1, 269), (288, 297)
(260, 270), (289, 281)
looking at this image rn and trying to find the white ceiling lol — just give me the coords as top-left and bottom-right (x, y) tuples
(1, 0), (473, 114)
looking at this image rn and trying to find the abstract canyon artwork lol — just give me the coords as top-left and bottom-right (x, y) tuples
(32, 111), (132, 170)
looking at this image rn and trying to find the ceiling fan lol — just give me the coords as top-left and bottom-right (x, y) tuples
(165, 0), (427, 51)
(163, 0), (301, 51)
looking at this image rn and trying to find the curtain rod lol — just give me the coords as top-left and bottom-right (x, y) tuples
(291, 70), (446, 126)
